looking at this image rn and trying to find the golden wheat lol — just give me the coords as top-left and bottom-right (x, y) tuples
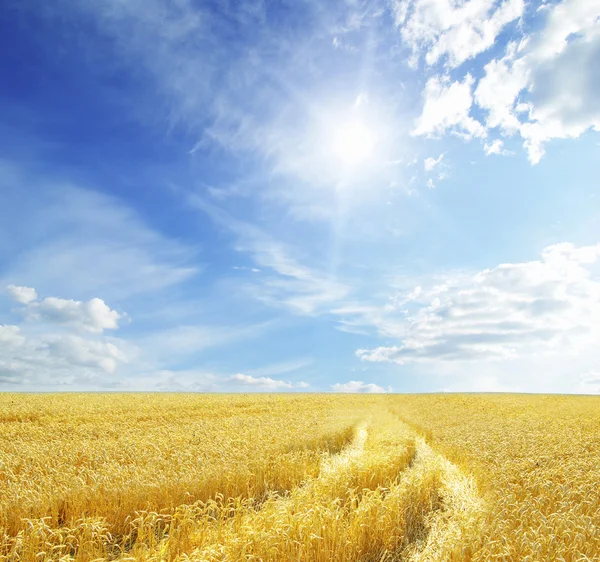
(389, 394), (600, 560)
(0, 394), (362, 559)
(1, 393), (599, 561)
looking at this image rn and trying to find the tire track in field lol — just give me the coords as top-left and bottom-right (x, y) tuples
(26, 425), (363, 562)
(319, 422), (369, 477)
(397, 424), (486, 561)
(181, 419), (421, 561)
(138, 419), (484, 561)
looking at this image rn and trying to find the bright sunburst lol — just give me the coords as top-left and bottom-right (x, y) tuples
(330, 119), (377, 168)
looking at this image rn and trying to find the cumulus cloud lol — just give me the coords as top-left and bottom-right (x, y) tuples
(0, 328), (130, 385)
(1, 285), (128, 386)
(230, 373), (308, 390)
(407, 0), (600, 162)
(476, 0), (600, 163)
(43, 335), (128, 374)
(356, 242), (600, 364)
(7, 286), (122, 333)
(474, 42), (529, 134)
(413, 74), (486, 139)
(6, 285), (38, 304)
(394, 0), (524, 68)
(0, 325), (25, 347)
(331, 380), (391, 393)
(26, 297), (121, 333)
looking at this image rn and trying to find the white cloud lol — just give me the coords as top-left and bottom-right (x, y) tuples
(331, 380), (391, 393)
(474, 41), (529, 134)
(413, 74), (486, 139)
(21, 295), (121, 333)
(230, 373), (308, 390)
(0, 325), (25, 347)
(2, 284), (129, 384)
(484, 139), (514, 156)
(1, 283), (129, 386)
(6, 285), (38, 304)
(424, 152), (449, 188)
(0, 329), (130, 386)
(407, 0), (600, 162)
(356, 242), (600, 364)
(115, 369), (309, 392)
(43, 335), (128, 374)
(424, 153), (444, 171)
(7, 284), (121, 334)
(475, 0), (600, 163)
(394, 0), (524, 68)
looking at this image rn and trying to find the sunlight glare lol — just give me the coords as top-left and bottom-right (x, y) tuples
(330, 118), (377, 169)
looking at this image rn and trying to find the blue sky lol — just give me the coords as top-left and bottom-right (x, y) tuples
(1, 0), (599, 393)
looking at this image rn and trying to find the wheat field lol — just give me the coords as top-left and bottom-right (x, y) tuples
(0, 394), (599, 561)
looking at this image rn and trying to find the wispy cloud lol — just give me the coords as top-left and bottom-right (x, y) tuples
(245, 357), (314, 378)
(50, 0), (412, 225)
(0, 174), (197, 303)
(135, 322), (274, 366)
(423, 152), (449, 188)
(186, 196), (351, 315)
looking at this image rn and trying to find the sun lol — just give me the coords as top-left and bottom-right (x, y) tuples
(308, 96), (390, 184)
(330, 118), (377, 168)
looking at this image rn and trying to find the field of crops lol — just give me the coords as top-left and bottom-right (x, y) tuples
(1, 393), (599, 561)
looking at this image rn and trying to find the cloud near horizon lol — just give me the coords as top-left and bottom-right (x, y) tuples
(230, 373), (309, 390)
(331, 381), (392, 393)
(356, 243), (600, 365)
(1, 285), (129, 384)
